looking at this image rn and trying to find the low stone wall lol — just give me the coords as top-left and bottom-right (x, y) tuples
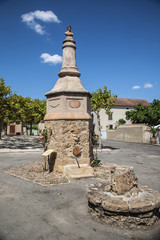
(45, 119), (93, 172)
(86, 164), (160, 229)
(107, 124), (150, 143)
(87, 183), (160, 229)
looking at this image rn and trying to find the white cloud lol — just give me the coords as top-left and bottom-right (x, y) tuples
(34, 23), (45, 35)
(33, 10), (60, 23)
(144, 83), (153, 88)
(21, 10), (61, 35)
(40, 53), (62, 65)
(132, 85), (141, 90)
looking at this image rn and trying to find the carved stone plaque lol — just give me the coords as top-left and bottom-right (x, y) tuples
(49, 98), (60, 108)
(69, 100), (81, 108)
(48, 98), (60, 113)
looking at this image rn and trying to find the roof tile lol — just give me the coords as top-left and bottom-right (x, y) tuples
(115, 98), (150, 107)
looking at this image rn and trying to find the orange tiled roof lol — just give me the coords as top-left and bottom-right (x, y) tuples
(115, 98), (150, 107)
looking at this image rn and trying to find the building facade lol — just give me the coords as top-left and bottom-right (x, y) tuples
(93, 98), (150, 139)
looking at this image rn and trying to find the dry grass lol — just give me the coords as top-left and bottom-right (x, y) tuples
(92, 162), (112, 181)
(6, 161), (69, 186)
(5, 161), (112, 186)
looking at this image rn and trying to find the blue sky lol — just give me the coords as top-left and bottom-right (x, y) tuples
(0, 0), (160, 103)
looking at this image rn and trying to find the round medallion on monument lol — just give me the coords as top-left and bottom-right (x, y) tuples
(69, 100), (81, 108)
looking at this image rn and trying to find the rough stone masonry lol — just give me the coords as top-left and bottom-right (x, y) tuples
(44, 26), (93, 173)
(86, 165), (160, 229)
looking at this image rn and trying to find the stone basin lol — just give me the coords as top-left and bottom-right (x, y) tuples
(86, 165), (160, 229)
(64, 164), (93, 179)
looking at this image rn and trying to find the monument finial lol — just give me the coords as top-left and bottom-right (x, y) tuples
(65, 25), (73, 36)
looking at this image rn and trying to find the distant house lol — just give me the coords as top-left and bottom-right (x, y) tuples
(92, 98), (150, 139)
(7, 123), (24, 135)
(7, 123), (42, 136)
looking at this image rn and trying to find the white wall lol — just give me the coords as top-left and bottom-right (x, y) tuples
(107, 124), (151, 143)
(100, 106), (133, 130)
(92, 106), (134, 139)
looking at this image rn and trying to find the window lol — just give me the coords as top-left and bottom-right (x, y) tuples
(109, 125), (113, 129)
(108, 113), (113, 120)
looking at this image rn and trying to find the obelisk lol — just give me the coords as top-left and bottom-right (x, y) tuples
(44, 26), (93, 174)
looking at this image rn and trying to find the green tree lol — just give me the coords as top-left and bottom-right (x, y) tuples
(0, 78), (11, 139)
(0, 78), (29, 138)
(0, 78), (46, 138)
(91, 86), (117, 148)
(0, 81), (30, 138)
(150, 99), (160, 125)
(23, 98), (46, 135)
(5, 93), (26, 124)
(126, 104), (150, 124)
(126, 100), (160, 126)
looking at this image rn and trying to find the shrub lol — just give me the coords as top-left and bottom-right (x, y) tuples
(118, 119), (126, 125)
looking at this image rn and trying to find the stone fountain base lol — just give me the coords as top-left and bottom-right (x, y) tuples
(45, 119), (93, 173)
(86, 165), (160, 229)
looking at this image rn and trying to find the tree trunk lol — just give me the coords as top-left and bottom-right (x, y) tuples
(97, 113), (102, 150)
(30, 123), (33, 135)
(0, 119), (4, 140)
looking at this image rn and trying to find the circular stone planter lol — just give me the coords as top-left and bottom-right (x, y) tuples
(86, 166), (160, 229)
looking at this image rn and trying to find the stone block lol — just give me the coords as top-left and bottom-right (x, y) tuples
(111, 165), (139, 195)
(128, 197), (154, 213)
(102, 195), (129, 213)
(86, 190), (103, 206)
(64, 164), (93, 179)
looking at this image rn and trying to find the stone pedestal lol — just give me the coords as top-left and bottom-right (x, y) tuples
(45, 119), (93, 172)
(44, 26), (93, 176)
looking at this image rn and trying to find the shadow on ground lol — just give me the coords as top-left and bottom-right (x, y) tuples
(102, 145), (120, 150)
(0, 136), (43, 149)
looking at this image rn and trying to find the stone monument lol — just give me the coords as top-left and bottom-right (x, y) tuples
(44, 26), (93, 177)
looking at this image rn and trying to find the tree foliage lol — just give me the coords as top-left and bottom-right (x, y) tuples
(91, 86), (117, 148)
(0, 78), (11, 138)
(5, 93), (26, 124)
(0, 78), (46, 138)
(150, 99), (160, 125)
(91, 86), (117, 115)
(126, 100), (160, 126)
(23, 98), (46, 134)
(118, 119), (126, 125)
